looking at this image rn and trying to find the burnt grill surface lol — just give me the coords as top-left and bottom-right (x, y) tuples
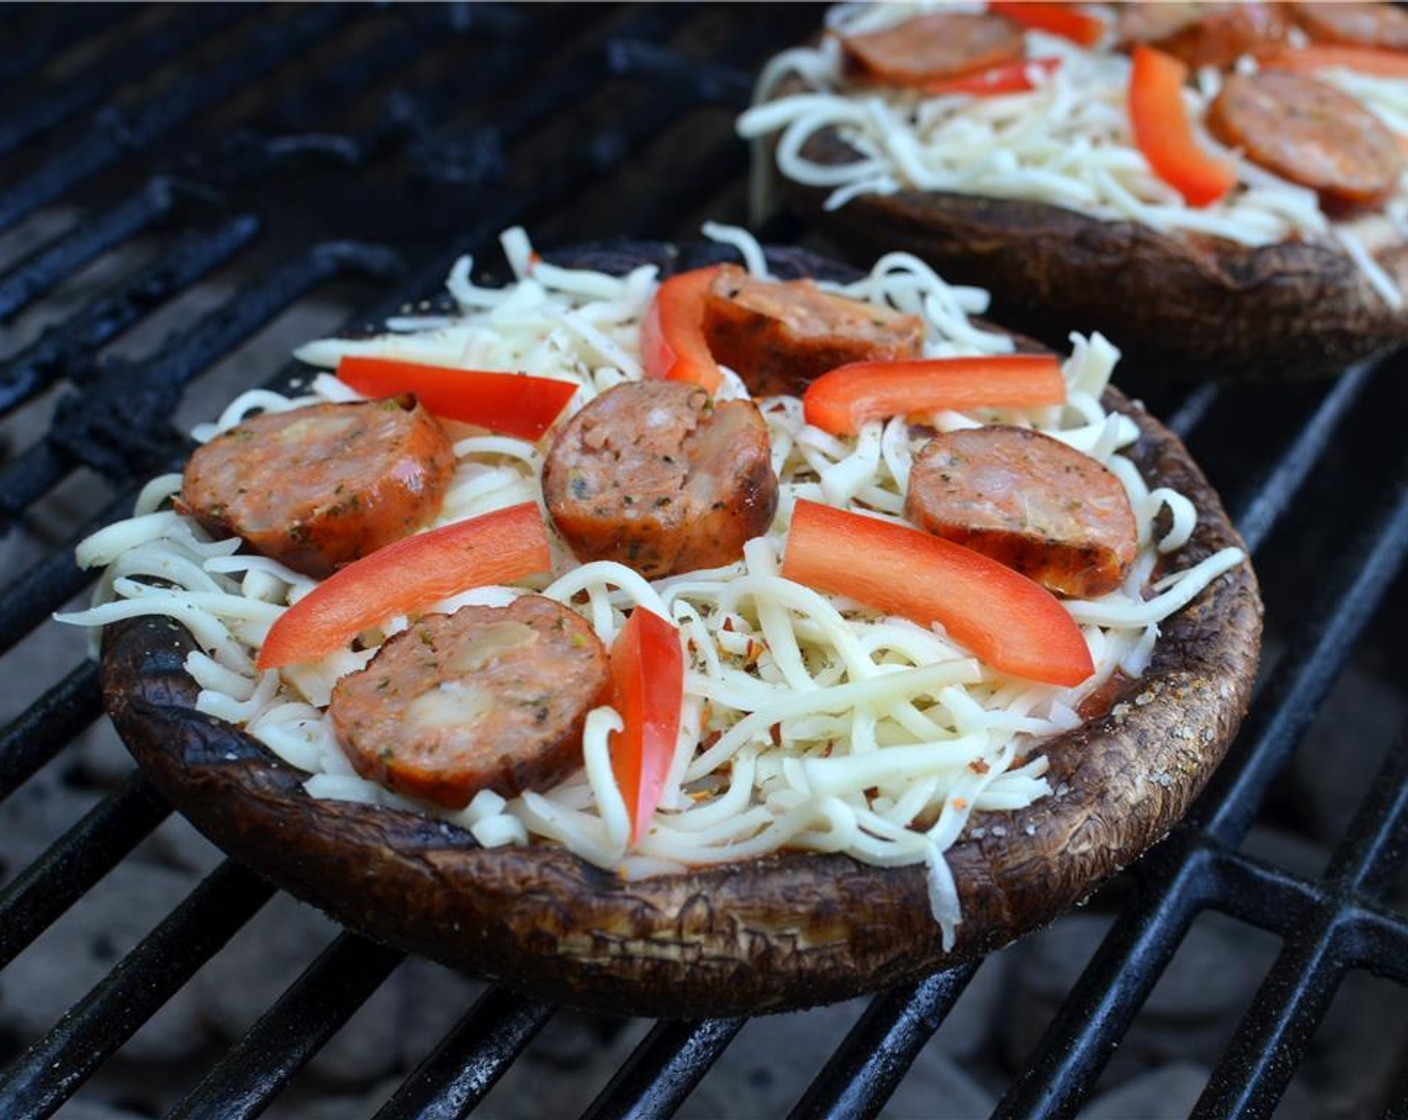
(0, 4), (1405, 1118)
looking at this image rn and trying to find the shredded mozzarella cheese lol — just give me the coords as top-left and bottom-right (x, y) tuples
(60, 224), (1245, 946)
(736, 2), (1408, 309)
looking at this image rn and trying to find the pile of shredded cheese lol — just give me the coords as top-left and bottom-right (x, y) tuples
(737, 1), (1408, 309)
(61, 225), (1244, 948)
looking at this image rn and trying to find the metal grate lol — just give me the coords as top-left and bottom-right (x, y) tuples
(0, 4), (1406, 1118)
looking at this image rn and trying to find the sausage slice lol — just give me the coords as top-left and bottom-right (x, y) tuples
(842, 11), (1025, 87)
(701, 264), (924, 398)
(1116, 2), (1289, 69)
(542, 380), (777, 578)
(330, 596), (610, 809)
(1207, 69), (1404, 211)
(180, 397), (455, 579)
(904, 426), (1137, 599)
(1291, 2), (1408, 51)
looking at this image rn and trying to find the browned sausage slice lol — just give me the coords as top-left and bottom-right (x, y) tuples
(1116, 2), (1289, 69)
(904, 426), (1137, 599)
(542, 380), (777, 579)
(1115, 1), (1202, 45)
(1291, 2), (1408, 50)
(330, 595), (610, 809)
(842, 11), (1025, 87)
(701, 264), (924, 398)
(1207, 69), (1404, 210)
(179, 396), (455, 579)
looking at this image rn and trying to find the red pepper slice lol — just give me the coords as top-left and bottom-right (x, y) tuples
(802, 355), (1066, 437)
(989, 2), (1105, 47)
(639, 266), (724, 393)
(1128, 45), (1237, 208)
(925, 57), (1062, 96)
(609, 607), (684, 844)
(1262, 44), (1408, 80)
(336, 357), (577, 441)
(257, 502), (551, 669)
(781, 499), (1094, 686)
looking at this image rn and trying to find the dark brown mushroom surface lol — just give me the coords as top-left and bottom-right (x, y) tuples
(765, 73), (1408, 382)
(97, 245), (1262, 1018)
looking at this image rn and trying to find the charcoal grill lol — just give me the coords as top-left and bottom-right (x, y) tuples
(2, 4), (1407, 1118)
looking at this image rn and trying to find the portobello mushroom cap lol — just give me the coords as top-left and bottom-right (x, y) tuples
(765, 75), (1408, 382)
(98, 244), (1262, 1018)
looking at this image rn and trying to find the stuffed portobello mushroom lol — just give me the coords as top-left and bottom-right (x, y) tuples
(68, 233), (1260, 1017)
(740, 1), (1408, 382)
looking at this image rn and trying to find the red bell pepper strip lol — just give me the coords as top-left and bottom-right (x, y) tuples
(989, 2), (1105, 48)
(336, 357), (577, 441)
(1128, 45), (1237, 208)
(781, 499), (1094, 686)
(257, 502), (552, 669)
(609, 607), (684, 845)
(802, 354), (1066, 436)
(925, 57), (1062, 97)
(639, 266), (724, 393)
(1262, 44), (1408, 80)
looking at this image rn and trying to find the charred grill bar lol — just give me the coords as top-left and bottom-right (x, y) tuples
(0, 4), (1405, 1118)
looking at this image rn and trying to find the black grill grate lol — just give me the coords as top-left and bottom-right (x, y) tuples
(1, 4), (1406, 1118)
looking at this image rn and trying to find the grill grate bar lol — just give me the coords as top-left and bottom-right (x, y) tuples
(1196, 718), (1408, 1120)
(1325, 722), (1408, 896)
(190, 8), (479, 194)
(0, 241), (403, 527)
(1191, 860), (1408, 975)
(596, 20), (801, 145)
(0, 4), (351, 238)
(0, 6), (134, 90)
(0, 6), (249, 160)
(419, 60), (604, 195)
(605, 39), (756, 104)
(504, 6), (709, 136)
(0, 212), (261, 415)
(2, 441), (139, 540)
(0, 664), (101, 807)
(788, 964), (980, 1120)
(255, 17), (437, 138)
(314, 5), (616, 190)
(497, 53), (616, 149)
(1344, 904), (1408, 983)
(487, 86), (739, 239)
(616, 132), (757, 247)
(167, 933), (405, 1120)
(152, 240), (389, 383)
(995, 441), (1408, 1116)
(373, 987), (554, 1120)
(0, 860), (274, 1120)
(0, 178), (178, 323)
(429, 5), (788, 212)
(580, 1018), (744, 1120)
(1164, 382), (1220, 440)
(1193, 918), (1346, 1120)
(0, 442), (79, 536)
(1194, 718), (1408, 1116)
(994, 849), (1218, 1117)
(96, 240), (404, 398)
(1231, 360), (1374, 554)
(0, 772), (170, 971)
(1199, 456), (1408, 844)
(1211, 851), (1323, 936)
(0, 488), (160, 656)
